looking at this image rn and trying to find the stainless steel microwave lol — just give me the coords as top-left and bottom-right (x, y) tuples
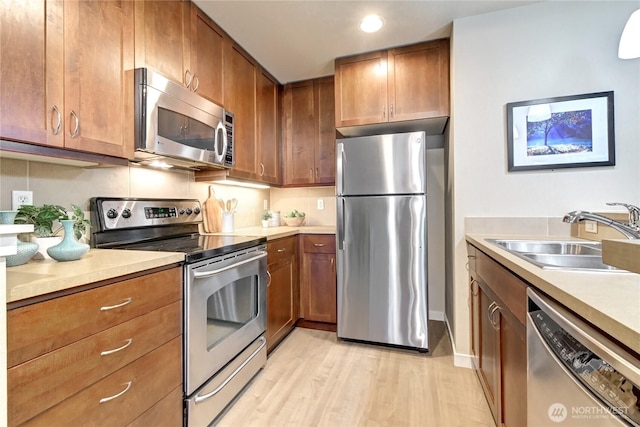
(133, 68), (234, 170)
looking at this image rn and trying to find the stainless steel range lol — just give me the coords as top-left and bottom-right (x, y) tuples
(90, 197), (268, 426)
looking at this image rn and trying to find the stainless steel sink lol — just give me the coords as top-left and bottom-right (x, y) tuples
(490, 239), (602, 255)
(486, 239), (625, 272)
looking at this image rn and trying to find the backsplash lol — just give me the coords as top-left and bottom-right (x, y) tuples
(270, 187), (336, 226)
(0, 157), (335, 229)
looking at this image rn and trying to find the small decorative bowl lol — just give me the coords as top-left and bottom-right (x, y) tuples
(282, 216), (305, 227)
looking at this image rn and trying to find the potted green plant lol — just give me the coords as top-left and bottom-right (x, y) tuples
(15, 204), (91, 259)
(261, 211), (273, 228)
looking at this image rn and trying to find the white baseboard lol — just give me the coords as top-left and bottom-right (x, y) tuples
(428, 310), (445, 321)
(443, 312), (474, 369)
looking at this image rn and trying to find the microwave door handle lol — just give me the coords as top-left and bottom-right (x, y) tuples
(215, 121), (227, 162)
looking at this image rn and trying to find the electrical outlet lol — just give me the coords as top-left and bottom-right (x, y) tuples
(263, 200), (268, 210)
(585, 220), (598, 233)
(12, 190), (33, 211)
(317, 199), (324, 210)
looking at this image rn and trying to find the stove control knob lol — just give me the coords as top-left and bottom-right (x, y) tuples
(106, 208), (118, 219)
(121, 208), (132, 219)
(179, 208), (186, 215)
(186, 208), (193, 215)
(193, 207), (201, 215)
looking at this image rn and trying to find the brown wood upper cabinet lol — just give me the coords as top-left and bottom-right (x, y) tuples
(282, 77), (335, 186)
(0, 0), (134, 158)
(334, 39), (449, 128)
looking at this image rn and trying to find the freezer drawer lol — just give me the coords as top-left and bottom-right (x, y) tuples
(336, 195), (428, 350)
(336, 131), (426, 196)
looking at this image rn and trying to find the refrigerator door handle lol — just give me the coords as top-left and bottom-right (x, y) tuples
(336, 142), (345, 195)
(337, 197), (344, 250)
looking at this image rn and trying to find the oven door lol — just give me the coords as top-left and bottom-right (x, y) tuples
(184, 246), (267, 396)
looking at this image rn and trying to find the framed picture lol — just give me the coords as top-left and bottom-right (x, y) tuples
(506, 91), (615, 171)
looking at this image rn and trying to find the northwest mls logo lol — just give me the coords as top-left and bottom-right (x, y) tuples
(548, 403), (568, 423)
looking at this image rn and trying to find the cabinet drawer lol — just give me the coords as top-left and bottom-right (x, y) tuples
(267, 237), (296, 264)
(302, 234), (335, 254)
(8, 301), (181, 426)
(476, 250), (527, 325)
(22, 337), (182, 427)
(8, 267), (181, 367)
(128, 386), (183, 427)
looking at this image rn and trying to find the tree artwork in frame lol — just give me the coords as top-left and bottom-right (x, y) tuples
(506, 91), (615, 171)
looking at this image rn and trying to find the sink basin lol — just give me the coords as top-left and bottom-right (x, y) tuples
(486, 239), (625, 272)
(489, 239), (602, 255)
(522, 254), (621, 271)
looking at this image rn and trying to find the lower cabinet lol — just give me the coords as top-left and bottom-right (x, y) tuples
(468, 244), (527, 427)
(299, 234), (336, 326)
(266, 236), (298, 352)
(7, 266), (183, 426)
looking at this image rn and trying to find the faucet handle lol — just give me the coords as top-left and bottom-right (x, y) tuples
(606, 202), (640, 227)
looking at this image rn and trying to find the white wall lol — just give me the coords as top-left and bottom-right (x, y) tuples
(449, 1), (640, 359)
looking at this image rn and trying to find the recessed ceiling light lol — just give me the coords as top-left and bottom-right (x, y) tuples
(360, 15), (383, 33)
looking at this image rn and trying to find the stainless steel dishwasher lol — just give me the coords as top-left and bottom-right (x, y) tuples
(527, 288), (640, 426)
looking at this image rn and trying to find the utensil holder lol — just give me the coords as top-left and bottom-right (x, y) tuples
(222, 212), (234, 232)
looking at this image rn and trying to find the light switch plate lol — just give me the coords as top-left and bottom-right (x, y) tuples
(12, 190), (33, 211)
(317, 199), (324, 210)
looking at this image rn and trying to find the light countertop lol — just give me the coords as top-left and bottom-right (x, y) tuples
(6, 249), (184, 304)
(466, 234), (640, 354)
(203, 225), (336, 241)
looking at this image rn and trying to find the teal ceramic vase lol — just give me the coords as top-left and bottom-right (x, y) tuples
(0, 210), (39, 267)
(47, 219), (89, 262)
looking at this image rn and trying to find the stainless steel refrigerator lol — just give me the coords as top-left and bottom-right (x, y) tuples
(336, 131), (428, 352)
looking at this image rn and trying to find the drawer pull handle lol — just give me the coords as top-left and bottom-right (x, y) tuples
(313, 243), (325, 247)
(100, 297), (132, 311)
(100, 338), (133, 356)
(99, 381), (132, 404)
(266, 270), (272, 288)
(277, 248), (286, 253)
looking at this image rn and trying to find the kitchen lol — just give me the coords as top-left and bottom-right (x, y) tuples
(1, 0), (639, 426)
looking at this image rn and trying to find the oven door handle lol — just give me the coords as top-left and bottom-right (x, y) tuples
(192, 252), (267, 279)
(194, 336), (266, 404)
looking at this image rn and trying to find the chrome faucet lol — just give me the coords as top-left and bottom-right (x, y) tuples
(563, 203), (640, 239)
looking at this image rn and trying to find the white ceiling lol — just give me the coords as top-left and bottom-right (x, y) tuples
(193, 0), (542, 84)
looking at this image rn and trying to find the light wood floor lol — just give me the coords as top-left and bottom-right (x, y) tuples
(216, 322), (494, 427)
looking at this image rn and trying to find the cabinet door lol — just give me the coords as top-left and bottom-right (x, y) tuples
(225, 41), (257, 179)
(499, 308), (527, 427)
(477, 283), (500, 424)
(469, 277), (480, 367)
(387, 39), (449, 122)
(301, 252), (336, 323)
(283, 81), (315, 185)
(314, 76), (336, 185)
(0, 0), (63, 147)
(334, 50), (387, 127)
(190, 5), (224, 105)
(63, 0), (134, 158)
(266, 258), (296, 352)
(134, 0), (190, 88)
(257, 70), (280, 184)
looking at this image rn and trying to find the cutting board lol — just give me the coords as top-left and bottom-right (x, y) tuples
(203, 185), (221, 232)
